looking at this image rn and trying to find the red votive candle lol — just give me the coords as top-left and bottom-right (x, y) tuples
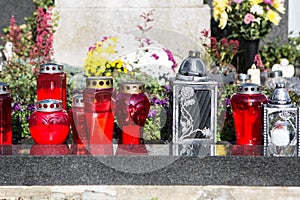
(82, 76), (114, 145)
(116, 82), (150, 144)
(37, 63), (67, 110)
(230, 83), (267, 145)
(0, 82), (12, 145)
(29, 99), (70, 144)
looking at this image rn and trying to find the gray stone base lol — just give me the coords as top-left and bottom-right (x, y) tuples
(0, 185), (300, 200)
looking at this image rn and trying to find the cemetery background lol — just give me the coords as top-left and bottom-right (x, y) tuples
(0, 0), (300, 199)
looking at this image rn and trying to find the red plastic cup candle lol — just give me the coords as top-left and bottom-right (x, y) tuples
(115, 82), (150, 144)
(0, 82), (12, 145)
(29, 99), (70, 144)
(230, 83), (267, 145)
(37, 63), (67, 110)
(83, 76), (114, 145)
(68, 93), (88, 144)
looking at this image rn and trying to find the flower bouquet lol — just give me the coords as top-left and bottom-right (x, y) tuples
(212, 0), (286, 72)
(213, 0), (285, 40)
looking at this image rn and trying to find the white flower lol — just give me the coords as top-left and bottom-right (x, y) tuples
(254, 17), (261, 24)
(250, 4), (264, 15)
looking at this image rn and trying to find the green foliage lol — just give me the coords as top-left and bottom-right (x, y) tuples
(0, 0), (57, 141)
(217, 84), (236, 142)
(0, 58), (37, 140)
(260, 32), (300, 68)
(33, 0), (54, 8)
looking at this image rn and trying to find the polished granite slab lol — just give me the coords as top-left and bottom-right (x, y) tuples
(0, 144), (299, 186)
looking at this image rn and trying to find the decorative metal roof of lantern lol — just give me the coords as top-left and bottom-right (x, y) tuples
(176, 50), (207, 81)
(170, 50), (218, 156)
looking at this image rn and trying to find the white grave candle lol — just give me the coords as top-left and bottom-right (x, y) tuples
(247, 64), (260, 85)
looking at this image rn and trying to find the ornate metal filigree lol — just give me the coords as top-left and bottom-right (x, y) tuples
(178, 86), (212, 141)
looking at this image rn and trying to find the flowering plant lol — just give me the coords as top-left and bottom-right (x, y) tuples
(200, 29), (239, 67)
(213, 0), (286, 40)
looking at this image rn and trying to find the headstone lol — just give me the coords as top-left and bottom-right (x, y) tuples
(53, 0), (211, 67)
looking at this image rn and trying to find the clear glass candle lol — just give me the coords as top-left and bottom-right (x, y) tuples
(115, 82), (150, 144)
(231, 83), (267, 145)
(68, 93), (88, 144)
(37, 63), (67, 110)
(29, 99), (70, 144)
(0, 82), (12, 145)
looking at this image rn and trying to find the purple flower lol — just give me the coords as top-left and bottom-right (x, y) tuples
(26, 104), (36, 112)
(12, 102), (22, 112)
(25, 114), (30, 122)
(148, 109), (158, 118)
(151, 96), (159, 104)
(223, 97), (231, 108)
(165, 85), (170, 93)
(160, 98), (169, 107)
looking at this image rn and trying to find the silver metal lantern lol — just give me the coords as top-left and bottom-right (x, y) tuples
(170, 50), (218, 146)
(263, 82), (300, 157)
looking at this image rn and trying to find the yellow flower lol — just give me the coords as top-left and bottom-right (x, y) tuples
(91, 68), (96, 74)
(123, 68), (128, 74)
(212, 0), (231, 29)
(266, 9), (281, 25)
(273, 0), (285, 14)
(106, 62), (111, 68)
(105, 72), (112, 77)
(116, 61), (123, 69)
(219, 11), (228, 29)
(249, 0), (263, 5)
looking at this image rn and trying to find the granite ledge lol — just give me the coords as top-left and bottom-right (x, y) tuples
(0, 153), (299, 186)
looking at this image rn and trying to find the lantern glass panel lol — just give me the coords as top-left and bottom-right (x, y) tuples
(264, 107), (299, 157)
(171, 81), (217, 144)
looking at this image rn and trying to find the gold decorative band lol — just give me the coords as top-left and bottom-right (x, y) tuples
(86, 76), (113, 89)
(118, 81), (145, 94)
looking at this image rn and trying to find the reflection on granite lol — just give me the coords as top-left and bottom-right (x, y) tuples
(0, 144), (278, 157)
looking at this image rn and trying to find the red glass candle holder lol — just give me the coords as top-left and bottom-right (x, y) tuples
(0, 82), (12, 145)
(29, 99), (70, 144)
(115, 82), (150, 144)
(82, 77), (114, 145)
(230, 83), (267, 145)
(68, 93), (88, 144)
(37, 63), (67, 110)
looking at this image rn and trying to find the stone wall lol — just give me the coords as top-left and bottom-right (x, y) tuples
(53, 0), (211, 67)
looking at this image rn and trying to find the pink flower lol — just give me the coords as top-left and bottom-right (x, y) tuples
(201, 29), (209, 37)
(244, 13), (255, 25)
(254, 54), (265, 70)
(30, 7), (54, 65)
(151, 53), (159, 60)
(233, 0), (243, 4)
(264, 0), (273, 5)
